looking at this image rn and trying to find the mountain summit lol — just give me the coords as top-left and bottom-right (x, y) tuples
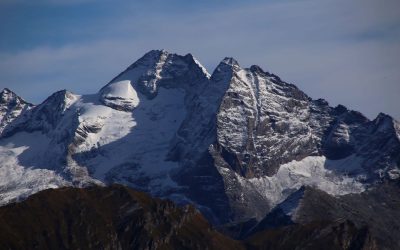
(0, 50), (399, 225)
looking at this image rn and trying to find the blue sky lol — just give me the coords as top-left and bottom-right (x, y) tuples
(0, 0), (399, 120)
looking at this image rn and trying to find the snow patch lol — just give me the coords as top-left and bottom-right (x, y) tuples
(100, 80), (140, 111)
(0, 132), (70, 205)
(218, 156), (366, 208)
(193, 56), (211, 78)
(74, 87), (186, 194)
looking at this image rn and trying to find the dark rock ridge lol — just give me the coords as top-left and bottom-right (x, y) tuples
(245, 219), (378, 250)
(248, 180), (400, 249)
(0, 185), (241, 250)
(0, 185), (383, 250)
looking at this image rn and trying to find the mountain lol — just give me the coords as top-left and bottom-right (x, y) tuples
(0, 49), (399, 227)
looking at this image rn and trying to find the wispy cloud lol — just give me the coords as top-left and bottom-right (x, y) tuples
(0, 0), (98, 5)
(0, 0), (399, 119)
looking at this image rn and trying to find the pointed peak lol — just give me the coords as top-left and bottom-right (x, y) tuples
(249, 65), (265, 74)
(184, 53), (211, 78)
(221, 57), (240, 67)
(119, 49), (211, 79)
(376, 112), (391, 120)
(51, 89), (73, 97)
(105, 50), (211, 98)
(374, 112), (394, 125)
(210, 57), (241, 81)
(41, 89), (78, 107)
(0, 88), (32, 106)
(126, 49), (169, 69)
(1, 88), (12, 94)
(334, 104), (348, 114)
(336, 108), (369, 125)
(372, 112), (397, 133)
(315, 98), (329, 106)
(1, 88), (18, 97)
(212, 56), (248, 79)
(249, 65), (282, 80)
(143, 49), (169, 57)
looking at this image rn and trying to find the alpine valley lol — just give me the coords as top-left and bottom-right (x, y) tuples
(0, 50), (399, 249)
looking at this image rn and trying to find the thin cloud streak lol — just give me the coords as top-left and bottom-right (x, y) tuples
(0, 0), (98, 6)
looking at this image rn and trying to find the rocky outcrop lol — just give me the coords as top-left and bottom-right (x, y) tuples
(0, 88), (33, 134)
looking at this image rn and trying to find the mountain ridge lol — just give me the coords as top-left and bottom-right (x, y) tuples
(0, 184), (242, 250)
(0, 49), (399, 226)
(0, 184), (383, 250)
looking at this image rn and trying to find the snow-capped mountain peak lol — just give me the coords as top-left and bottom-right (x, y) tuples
(0, 88), (30, 106)
(210, 57), (240, 85)
(100, 50), (210, 109)
(0, 88), (33, 134)
(0, 50), (399, 226)
(1, 88), (16, 100)
(221, 57), (240, 67)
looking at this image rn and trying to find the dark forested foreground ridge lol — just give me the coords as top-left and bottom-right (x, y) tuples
(0, 183), (399, 250)
(0, 185), (240, 250)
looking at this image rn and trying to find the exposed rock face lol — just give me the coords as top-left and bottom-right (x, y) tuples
(0, 88), (33, 134)
(0, 49), (399, 227)
(214, 59), (314, 177)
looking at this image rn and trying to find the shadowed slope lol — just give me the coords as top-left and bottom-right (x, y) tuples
(0, 185), (242, 250)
